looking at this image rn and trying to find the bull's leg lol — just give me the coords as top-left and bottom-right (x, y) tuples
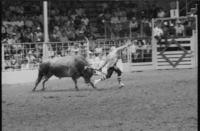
(41, 74), (52, 91)
(72, 78), (79, 91)
(32, 72), (43, 91)
(89, 81), (97, 89)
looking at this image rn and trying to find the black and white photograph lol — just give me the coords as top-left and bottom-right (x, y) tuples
(2, 0), (198, 130)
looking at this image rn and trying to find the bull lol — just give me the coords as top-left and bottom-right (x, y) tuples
(32, 55), (96, 91)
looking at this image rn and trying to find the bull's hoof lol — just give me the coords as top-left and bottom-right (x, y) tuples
(93, 86), (98, 90)
(41, 88), (45, 91)
(119, 83), (125, 89)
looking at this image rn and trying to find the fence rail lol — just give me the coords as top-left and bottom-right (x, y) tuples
(2, 40), (89, 71)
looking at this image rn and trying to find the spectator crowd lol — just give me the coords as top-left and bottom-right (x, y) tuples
(1, 0), (197, 70)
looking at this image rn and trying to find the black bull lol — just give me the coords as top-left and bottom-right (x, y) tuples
(32, 55), (97, 91)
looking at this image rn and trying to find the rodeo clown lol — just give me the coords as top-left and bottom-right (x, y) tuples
(94, 40), (134, 88)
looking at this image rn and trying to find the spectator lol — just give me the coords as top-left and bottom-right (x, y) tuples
(26, 50), (36, 68)
(34, 27), (43, 42)
(174, 20), (185, 37)
(60, 31), (69, 42)
(10, 55), (19, 69)
(168, 23), (176, 36)
(184, 21), (193, 37)
(52, 26), (62, 42)
(24, 17), (34, 28)
(2, 26), (7, 40)
(157, 8), (166, 18)
(81, 14), (89, 26)
(7, 33), (17, 45)
(130, 17), (139, 36)
(22, 28), (34, 42)
(153, 22), (163, 44)
(110, 14), (120, 24)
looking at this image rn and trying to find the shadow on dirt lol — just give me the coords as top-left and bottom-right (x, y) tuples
(31, 86), (122, 93)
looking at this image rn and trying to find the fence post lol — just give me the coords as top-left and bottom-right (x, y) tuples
(42, 43), (48, 62)
(86, 39), (89, 59)
(151, 18), (157, 69)
(129, 21), (131, 38)
(2, 44), (5, 71)
(194, 15), (198, 68)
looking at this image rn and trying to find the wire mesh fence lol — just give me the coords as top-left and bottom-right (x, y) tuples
(2, 37), (153, 71)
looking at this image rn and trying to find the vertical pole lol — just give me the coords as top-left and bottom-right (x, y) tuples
(2, 45), (5, 71)
(186, 0), (188, 15)
(104, 22), (107, 40)
(129, 21), (131, 38)
(43, 1), (49, 61)
(151, 18), (157, 69)
(195, 15), (198, 67)
(176, 0), (180, 17)
(44, 1), (49, 42)
(140, 20), (144, 37)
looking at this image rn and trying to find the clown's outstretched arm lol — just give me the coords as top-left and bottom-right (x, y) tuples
(115, 40), (133, 53)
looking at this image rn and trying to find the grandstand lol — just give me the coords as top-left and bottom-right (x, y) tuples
(1, 0), (198, 83)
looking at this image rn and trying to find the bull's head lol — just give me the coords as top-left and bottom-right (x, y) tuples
(82, 66), (95, 83)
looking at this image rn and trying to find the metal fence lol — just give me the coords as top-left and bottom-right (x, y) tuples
(2, 40), (88, 71)
(2, 42), (44, 71)
(2, 37), (152, 71)
(2, 16), (197, 72)
(93, 37), (152, 63)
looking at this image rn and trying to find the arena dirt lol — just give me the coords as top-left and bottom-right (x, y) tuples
(2, 68), (197, 131)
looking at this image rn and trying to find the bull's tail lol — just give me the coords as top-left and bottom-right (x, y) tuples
(32, 62), (50, 91)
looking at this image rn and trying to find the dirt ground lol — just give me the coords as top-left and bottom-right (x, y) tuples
(2, 68), (197, 131)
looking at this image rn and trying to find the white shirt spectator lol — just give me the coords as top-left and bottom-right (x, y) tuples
(157, 10), (166, 18)
(153, 26), (163, 37)
(81, 17), (89, 26)
(175, 24), (185, 35)
(7, 37), (16, 45)
(129, 44), (137, 53)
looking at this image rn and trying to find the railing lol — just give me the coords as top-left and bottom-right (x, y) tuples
(93, 37), (152, 63)
(2, 40), (88, 72)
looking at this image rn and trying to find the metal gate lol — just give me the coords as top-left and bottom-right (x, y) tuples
(152, 16), (197, 69)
